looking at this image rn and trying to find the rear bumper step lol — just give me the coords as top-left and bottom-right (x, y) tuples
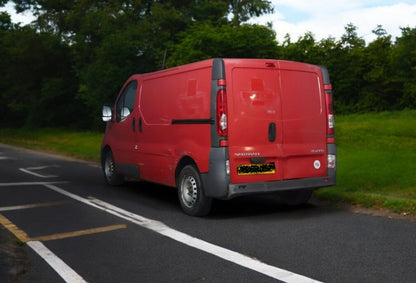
(226, 176), (335, 199)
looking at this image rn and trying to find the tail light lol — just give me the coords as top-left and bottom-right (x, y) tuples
(324, 84), (335, 139)
(325, 84), (336, 169)
(216, 89), (228, 137)
(328, 154), (336, 169)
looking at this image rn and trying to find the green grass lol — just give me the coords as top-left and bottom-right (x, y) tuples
(315, 109), (416, 215)
(1, 110), (415, 215)
(0, 128), (103, 162)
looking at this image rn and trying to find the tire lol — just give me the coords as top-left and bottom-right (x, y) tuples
(102, 150), (124, 186)
(278, 189), (313, 206)
(177, 165), (212, 216)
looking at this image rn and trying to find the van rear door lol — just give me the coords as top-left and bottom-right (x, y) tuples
(226, 60), (284, 184)
(278, 61), (327, 180)
(226, 59), (327, 184)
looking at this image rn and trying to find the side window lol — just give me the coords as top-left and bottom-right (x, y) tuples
(116, 80), (137, 122)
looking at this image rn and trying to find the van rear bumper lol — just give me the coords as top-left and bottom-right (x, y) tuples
(201, 147), (336, 200)
(226, 175), (335, 199)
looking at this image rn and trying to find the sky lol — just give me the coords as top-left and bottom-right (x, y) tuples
(2, 0), (416, 44)
(250, 0), (416, 43)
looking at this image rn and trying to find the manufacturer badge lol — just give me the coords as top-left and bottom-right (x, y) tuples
(314, 160), (321, 169)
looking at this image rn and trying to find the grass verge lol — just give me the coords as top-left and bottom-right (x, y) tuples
(315, 109), (416, 216)
(0, 128), (102, 162)
(0, 110), (415, 216)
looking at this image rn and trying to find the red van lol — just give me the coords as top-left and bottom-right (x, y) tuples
(101, 58), (336, 216)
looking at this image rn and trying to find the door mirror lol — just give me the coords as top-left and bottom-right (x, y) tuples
(102, 105), (113, 122)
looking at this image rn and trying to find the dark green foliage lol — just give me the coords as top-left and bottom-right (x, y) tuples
(0, 17), (83, 128)
(391, 27), (416, 109)
(168, 23), (278, 66)
(1, 1), (416, 129)
(280, 24), (416, 114)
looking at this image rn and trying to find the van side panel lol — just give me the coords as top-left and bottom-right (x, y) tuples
(138, 65), (212, 186)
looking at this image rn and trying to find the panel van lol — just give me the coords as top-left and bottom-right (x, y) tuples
(101, 58), (337, 216)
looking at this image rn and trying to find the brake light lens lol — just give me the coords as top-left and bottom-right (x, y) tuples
(325, 86), (335, 137)
(216, 89), (228, 137)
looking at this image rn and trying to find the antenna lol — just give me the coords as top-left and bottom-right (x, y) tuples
(161, 49), (167, 70)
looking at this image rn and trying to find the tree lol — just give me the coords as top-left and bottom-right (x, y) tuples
(391, 27), (416, 108)
(340, 23), (365, 50)
(226, 0), (274, 26)
(6, 1), (415, 129)
(188, 0), (228, 24)
(167, 23), (279, 66)
(8, 0), (277, 128)
(359, 26), (394, 111)
(330, 24), (366, 112)
(279, 32), (319, 63)
(0, 20), (80, 127)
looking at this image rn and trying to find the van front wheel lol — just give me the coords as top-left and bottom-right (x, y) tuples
(103, 150), (124, 186)
(177, 165), (212, 216)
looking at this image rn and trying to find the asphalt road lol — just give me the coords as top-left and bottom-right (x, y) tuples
(0, 143), (415, 283)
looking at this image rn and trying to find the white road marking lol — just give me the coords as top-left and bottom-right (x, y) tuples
(43, 183), (322, 283)
(27, 241), (87, 283)
(19, 165), (60, 178)
(0, 181), (68, 187)
(0, 200), (71, 212)
(0, 152), (10, 160)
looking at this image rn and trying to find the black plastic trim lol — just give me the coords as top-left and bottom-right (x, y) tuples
(116, 163), (140, 178)
(210, 58), (227, 147)
(172, 119), (214, 125)
(200, 147), (230, 199)
(320, 65), (331, 84)
(227, 176), (335, 200)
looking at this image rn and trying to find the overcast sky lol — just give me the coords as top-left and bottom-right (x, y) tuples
(3, 0), (416, 44)
(250, 0), (416, 43)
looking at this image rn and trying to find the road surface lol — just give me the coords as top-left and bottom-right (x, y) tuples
(0, 143), (415, 282)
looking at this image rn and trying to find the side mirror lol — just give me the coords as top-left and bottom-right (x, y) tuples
(102, 105), (113, 122)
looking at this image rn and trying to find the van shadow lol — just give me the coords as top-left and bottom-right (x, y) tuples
(118, 181), (180, 209)
(117, 181), (331, 220)
(209, 195), (327, 220)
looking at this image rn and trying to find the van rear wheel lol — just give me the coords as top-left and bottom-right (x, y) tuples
(177, 165), (212, 216)
(103, 150), (124, 186)
(278, 189), (313, 206)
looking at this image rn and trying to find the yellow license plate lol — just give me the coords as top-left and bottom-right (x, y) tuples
(237, 162), (276, 175)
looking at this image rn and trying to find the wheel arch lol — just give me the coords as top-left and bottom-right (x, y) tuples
(175, 156), (198, 186)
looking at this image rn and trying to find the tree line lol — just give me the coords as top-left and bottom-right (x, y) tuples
(1, 0), (415, 130)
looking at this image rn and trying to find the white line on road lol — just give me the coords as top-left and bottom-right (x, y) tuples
(43, 183), (322, 283)
(0, 200), (72, 212)
(0, 181), (68, 187)
(19, 165), (60, 178)
(27, 241), (87, 283)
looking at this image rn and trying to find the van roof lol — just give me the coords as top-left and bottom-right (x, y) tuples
(128, 58), (321, 81)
